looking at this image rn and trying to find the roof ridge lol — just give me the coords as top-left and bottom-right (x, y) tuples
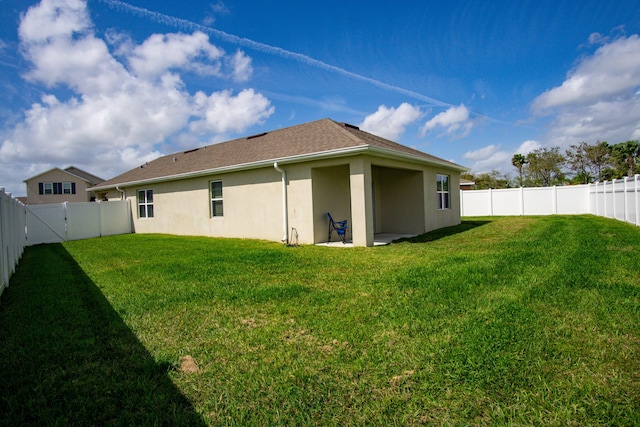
(326, 119), (368, 145)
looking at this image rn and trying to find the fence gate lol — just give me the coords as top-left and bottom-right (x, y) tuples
(26, 200), (132, 246)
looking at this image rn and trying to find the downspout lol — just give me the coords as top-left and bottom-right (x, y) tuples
(115, 186), (125, 200)
(273, 162), (288, 244)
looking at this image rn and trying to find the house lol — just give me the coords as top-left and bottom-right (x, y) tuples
(93, 119), (468, 247)
(24, 166), (105, 205)
(460, 178), (476, 190)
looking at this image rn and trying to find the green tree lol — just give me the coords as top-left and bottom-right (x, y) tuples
(511, 154), (527, 186)
(525, 147), (566, 187)
(473, 170), (511, 189)
(611, 140), (640, 178)
(585, 141), (612, 182)
(565, 142), (591, 184)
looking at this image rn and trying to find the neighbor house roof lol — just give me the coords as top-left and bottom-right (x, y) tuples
(24, 166), (104, 185)
(94, 118), (467, 191)
(63, 166), (104, 185)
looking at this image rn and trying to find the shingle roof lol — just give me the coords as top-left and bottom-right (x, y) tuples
(64, 166), (104, 185)
(94, 118), (466, 190)
(24, 166), (104, 185)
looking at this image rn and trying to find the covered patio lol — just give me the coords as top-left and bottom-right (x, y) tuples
(312, 159), (426, 246)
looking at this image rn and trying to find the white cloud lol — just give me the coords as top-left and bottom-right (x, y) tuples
(463, 144), (500, 161)
(18, 0), (90, 43)
(0, 0), (273, 192)
(228, 50), (253, 82)
(532, 35), (640, 147)
(420, 104), (474, 138)
(359, 103), (422, 141)
(516, 140), (542, 155)
(190, 88), (274, 134)
(127, 31), (224, 79)
(203, 1), (230, 25)
(463, 141), (540, 174)
(463, 146), (511, 173)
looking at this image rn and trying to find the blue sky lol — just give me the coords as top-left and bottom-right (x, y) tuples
(1, 0), (640, 196)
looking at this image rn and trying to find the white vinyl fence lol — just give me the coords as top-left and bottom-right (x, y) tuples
(26, 200), (133, 246)
(461, 174), (640, 227)
(0, 189), (27, 297)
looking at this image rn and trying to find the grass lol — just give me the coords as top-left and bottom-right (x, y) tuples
(0, 215), (639, 425)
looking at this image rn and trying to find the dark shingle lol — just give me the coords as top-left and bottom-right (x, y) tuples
(95, 118), (464, 190)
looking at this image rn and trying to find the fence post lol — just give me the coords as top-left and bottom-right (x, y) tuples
(520, 186), (524, 215)
(603, 181), (608, 219)
(0, 188), (6, 294)
(623, 177), (629, 224)
(489, 188), (493, 216)
(636, 174), (640, 227)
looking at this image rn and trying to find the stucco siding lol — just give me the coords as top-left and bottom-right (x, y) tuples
(311, 163), (351, 243)
(372, 166), (425, 234)
(424, 169), (461, 232)
(120, 154), (461, 246)
(127, 168), (285, 242)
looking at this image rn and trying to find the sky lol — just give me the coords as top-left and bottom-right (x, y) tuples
(1, 0), (640, 196)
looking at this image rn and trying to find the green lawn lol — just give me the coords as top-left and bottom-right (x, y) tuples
(1, 215), (639, 425)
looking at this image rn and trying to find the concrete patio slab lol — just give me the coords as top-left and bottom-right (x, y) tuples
(316, 233), (417, 247)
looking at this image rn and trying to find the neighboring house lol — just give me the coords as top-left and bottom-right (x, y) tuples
(93, 119), (468, 247)
(460, 178), (476, 190)
(24, 166), (104, 205)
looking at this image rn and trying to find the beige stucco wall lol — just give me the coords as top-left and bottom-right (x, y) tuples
(126, 167), (285, 242)
(311, 164), (351, 243)
(120, 154), (462, 246)
(423, 168), (461, 233)
(25, 169), (96, 205)
(372, 166), (425, 234)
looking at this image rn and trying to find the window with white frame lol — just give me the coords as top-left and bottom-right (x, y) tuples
(138, 189), (154, 218)
(210, 181), (223, 217)
(43, 182), (53, 195)
(62, 182), (72, 194)
(436, 174), (450, 210)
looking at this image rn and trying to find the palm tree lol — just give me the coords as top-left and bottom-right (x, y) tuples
(511, 153), (527, 186)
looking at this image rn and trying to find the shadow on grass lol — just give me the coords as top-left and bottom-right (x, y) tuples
(393, 220), (492, 244)
(0, 244), (205, 425)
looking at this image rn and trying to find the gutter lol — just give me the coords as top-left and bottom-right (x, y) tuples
(115, 186), (126, 200)
(273, 162), (288, 244)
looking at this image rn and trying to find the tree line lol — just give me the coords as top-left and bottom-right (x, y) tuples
(462, 140), (640, 189)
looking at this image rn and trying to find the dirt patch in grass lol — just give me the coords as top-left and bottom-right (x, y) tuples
(179, 355), (199, 373)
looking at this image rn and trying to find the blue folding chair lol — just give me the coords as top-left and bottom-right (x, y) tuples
(327, 213), (349, 244)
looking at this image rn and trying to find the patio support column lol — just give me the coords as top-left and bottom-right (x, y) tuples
(423, 171), (434, 233)
(349, 156), (374, 247)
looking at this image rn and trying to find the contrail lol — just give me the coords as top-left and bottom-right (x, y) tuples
(99, 0), (453, 108)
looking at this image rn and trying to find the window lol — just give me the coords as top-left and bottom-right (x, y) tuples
(210, 181), (223, 217)
(436, 174), (450, 210)
(138, 189), (154, 218)
(38, 181), (76, 195)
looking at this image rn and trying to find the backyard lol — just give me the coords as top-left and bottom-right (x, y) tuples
(0, 215), (638, 425)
